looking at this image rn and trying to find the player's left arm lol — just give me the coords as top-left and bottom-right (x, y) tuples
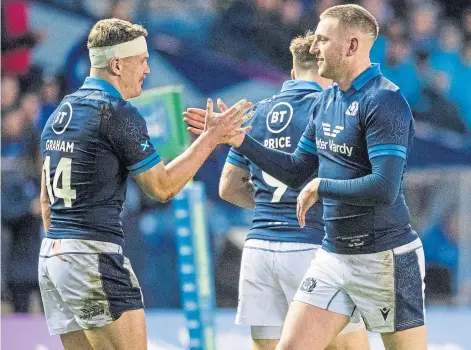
(40, 165), (51, 232)
(302, 90), (412, 208)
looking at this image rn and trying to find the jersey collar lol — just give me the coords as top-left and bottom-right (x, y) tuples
(351, 63), (382, 91)
(80, 77), (123, 99)
(281, 80), (322, 93)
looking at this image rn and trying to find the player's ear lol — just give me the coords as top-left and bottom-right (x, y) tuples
(291, 69), (296, 80)
(109, 57), (122, 76)
(346, 37), (359, 57)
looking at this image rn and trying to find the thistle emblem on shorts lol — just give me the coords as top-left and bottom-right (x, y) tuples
(300, 277), (317, 293)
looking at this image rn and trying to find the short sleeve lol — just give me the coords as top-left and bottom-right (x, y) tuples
(100, 102), (161, 176)
(226, 147), (250, 171)
(363, 90), (412, 161)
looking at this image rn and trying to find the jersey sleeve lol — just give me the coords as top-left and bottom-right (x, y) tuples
(226, 147), (250, 171)
(101, 102), (161, 176)
(296, 112), (318, 158)
(363, 90), (412, 162)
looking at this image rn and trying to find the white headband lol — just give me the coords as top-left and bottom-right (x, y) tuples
(89, 36), (148, 68)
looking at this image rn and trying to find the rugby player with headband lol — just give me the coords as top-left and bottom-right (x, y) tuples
(39, 18), (252, 350)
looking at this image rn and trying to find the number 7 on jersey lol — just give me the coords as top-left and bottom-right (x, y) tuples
(262, 171), (288, 203)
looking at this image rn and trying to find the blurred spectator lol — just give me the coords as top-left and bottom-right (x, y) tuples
(372, 17), (403, 65)
(462, 7), (471, 39)
(1, 75), (20, 114)
(143, 0), (216, 44)
(412, 49), (466, 133)
(1, 108), (41, 313)
(359, 0), (393, 26)
(382, 37), (420, 106)
(254, 0), (296, 70)
(1, 0), (41, 75)
(387, 17), (406, 40)
(36, 77), (62, 132)
(430, 21), (463, 84)
(1, 0), (45, 92)
(298, 0), (342, 33)
(409, 2), (440, 54)
(209, 1), (264, 61)
(422, 215), (459, 298)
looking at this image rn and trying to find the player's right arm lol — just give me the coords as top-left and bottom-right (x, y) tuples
(106, 98), (251, 202)
(40, 165), (51, 232)
(219, 149), (255, 209)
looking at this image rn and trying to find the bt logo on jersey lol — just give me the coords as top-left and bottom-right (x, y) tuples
(266, 102), (293, 134)
(52, 102), (73, 135)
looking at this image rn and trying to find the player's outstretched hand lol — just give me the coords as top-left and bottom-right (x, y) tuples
(183, 107), (212, 135)
(183, 98), (254, 146)
(204, 98), (252, 144)
(297, 178), (321, 228)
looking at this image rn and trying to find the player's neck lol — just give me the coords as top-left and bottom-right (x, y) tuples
(89, 69), (126, 99)
(336, 59), (371, 92)
(295, 71), (331, 90)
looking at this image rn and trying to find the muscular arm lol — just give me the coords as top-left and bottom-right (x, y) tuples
(40, 168), (51, 232)
(219, 163), (255, 209)
(134, 131), (220, 202)
(111, 99), (250, 202)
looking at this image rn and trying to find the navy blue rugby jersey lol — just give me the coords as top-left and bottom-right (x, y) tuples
(40, 77), (161, 246)
(299, 65), (418, 253)
(227, 80), (325, 244)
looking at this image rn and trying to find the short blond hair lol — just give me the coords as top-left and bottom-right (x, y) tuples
(321, 4), (379, 40)
(289, 30), (318, 71)
(87, 18), (148, 49)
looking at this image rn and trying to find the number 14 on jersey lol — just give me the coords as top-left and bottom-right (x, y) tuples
(43, 156), (77, 208)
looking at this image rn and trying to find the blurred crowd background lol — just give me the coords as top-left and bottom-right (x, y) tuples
(2, 0), (471, 315)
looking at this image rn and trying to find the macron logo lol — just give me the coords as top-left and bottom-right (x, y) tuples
(322, 123), (344, 138)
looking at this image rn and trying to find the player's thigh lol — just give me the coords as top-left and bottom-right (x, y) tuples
(346, 239), (425, 334)
(280, 249), (363, 350)
(84, 309), (147, 350)
(237, 240), (288, 327)
(252, 338), (279, 350)
(275, 242), (319, 303)
(60, 330), (93, 350)
(381, 325), (427, 350)
(276, 301), (349, 350)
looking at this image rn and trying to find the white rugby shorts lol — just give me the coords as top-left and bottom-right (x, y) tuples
(236, 239), (365, 339)
(38, 238), (143, 335)
(294, 238), (426, 333)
